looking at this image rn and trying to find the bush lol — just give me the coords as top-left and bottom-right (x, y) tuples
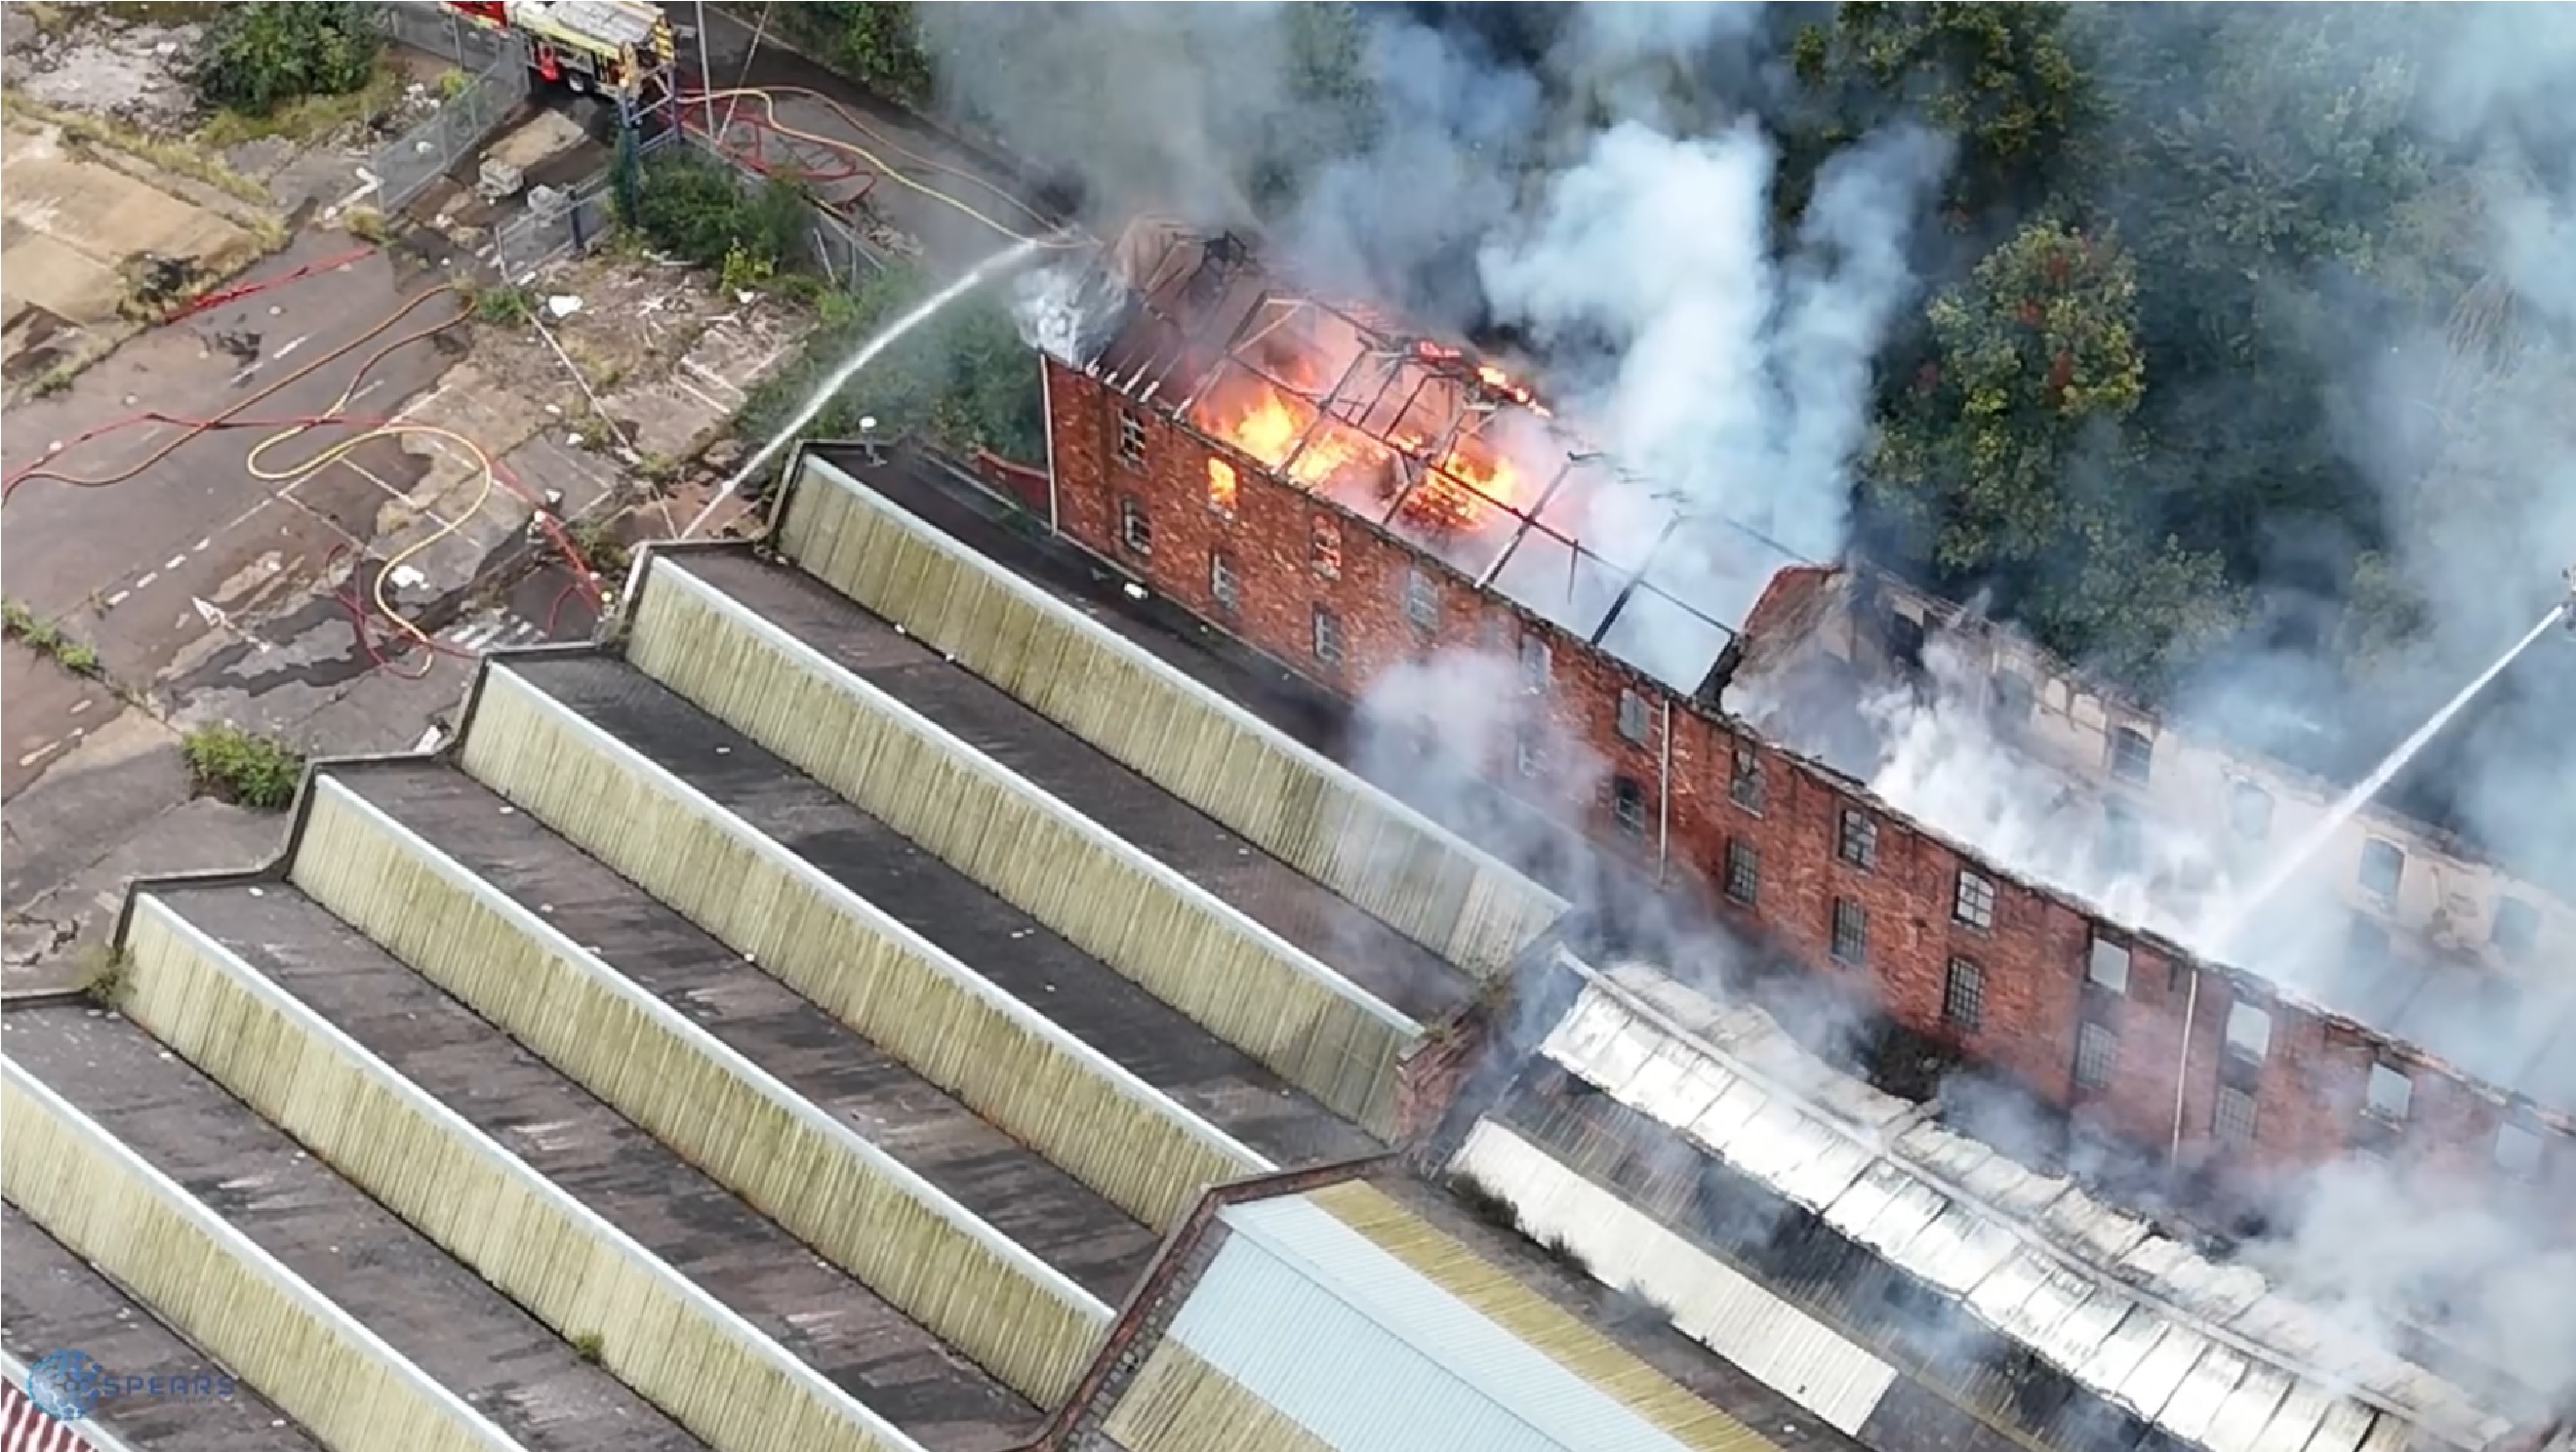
(773, 3), (937, 111)
(193, 3), (382, 118)
(4, 598), (103, 678)
(181, 724), (304, 811)
(621, 149), (811, 277)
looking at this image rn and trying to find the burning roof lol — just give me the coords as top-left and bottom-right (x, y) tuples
(1076, 220), (1805, 696)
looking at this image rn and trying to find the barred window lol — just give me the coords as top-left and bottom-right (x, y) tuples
(1209, 552), (1239, 614)
(1611, 776), (1646, 835)
(1831, 899), (1868, 965)
(1943, 957), (1984, 1031)
(1310, 606), (1344, 666)
(1837, 808), (1878, 871)
(1403, 568), (1440, 633)
(1616, 688), (1649, 745)
(2109, 725), (2154, 785)
(1118, 497), (1152, 556)
(1729, 746), (1765, 813)
(2074, 1022), (2118, 1090)
(1724, 840), (1759, 907)
(2214, 1086), (2259, 1145)
(1953, 869), (1995, 930)
(1116, 412), (1147, 468)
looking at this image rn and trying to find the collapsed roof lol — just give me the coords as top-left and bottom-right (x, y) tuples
(1071, 219), (1805, 697)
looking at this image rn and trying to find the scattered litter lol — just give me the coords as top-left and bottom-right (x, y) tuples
(566, 431), (584, 448)
(545, 294), (582, 319)
(544, 402), (563, 415)
(1123, 583), (1148, 601)
(387, 564), (428, 594)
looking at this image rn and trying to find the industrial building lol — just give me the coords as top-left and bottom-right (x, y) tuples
(3, 448), (2556, 1452)
(1026, 219), (2574, 1215)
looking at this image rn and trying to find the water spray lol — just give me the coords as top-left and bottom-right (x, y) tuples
(2205, 597), (2572, 955)
(681, 233), (1058, 539)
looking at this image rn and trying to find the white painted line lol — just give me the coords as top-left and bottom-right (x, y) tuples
(272, 333), (310, 361)
(194, 537), (213, 551)
(135, 573), (158, 590)
(165, 555), (186, 571)
(104, 590), (129, 608)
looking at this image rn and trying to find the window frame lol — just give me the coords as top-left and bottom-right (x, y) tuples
(1943, 956), (1984, 1031)
(1611, 775), (1647, 835)
(1308, 516), (1342, 580)
(2213, 1085), (2259, 1146)
(1118, 496), (1153, 556)
(1401, 567), (1440, 634)
(1729, 746), (1766, 814)
(1208, 551), (1239, 614)
(2074, 1021), (2118, 1090)
(2357, 838), (2405, 902)
(1309, 604), (1344, 666)
(2108, 725), (2154, 785)
(1830, 898), (1869, 966)
(1615, 688), (1650, 746)
(1723, 839), (1759, 907)
(1953, 868), (1996, 931)
(2363, 1061), (2413, 1123)
(1115, 411), (1147, 469)
(2087, 932), (2132, 995)
(1837, 807), (1878, 872)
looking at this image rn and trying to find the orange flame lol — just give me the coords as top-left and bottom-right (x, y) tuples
(1194, 359), (1539, 533)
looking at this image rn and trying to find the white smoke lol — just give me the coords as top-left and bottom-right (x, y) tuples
(1476, 120), (1952, 572)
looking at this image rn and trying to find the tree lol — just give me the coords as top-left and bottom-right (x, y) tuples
(193, 3), (382, 118)
(1790, 2), (2090, 221)
(740, 264), (1042, 465)
(774, 3), (939, 111)
(1867, 219), (2146, 572)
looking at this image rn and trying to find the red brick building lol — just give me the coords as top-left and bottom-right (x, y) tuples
(1020, 222), (2573, 1215)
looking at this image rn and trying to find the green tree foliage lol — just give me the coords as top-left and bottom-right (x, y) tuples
(740, 264), (1042, 466)
(193, 2), (382, 118)
(773, 2), (938, 111)
(621, 150), (812, 274)
(1870, 220), (2145, 572)
(1790, 2), (2090, 219)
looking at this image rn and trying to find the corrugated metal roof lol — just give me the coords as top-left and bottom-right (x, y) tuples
(1182, 1195), (1706, 1452)
(1535, 956), (2517, 1452)
(1451, 1115), (1902, 1435)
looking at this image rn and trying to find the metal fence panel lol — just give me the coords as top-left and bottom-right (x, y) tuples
(368, 11), (530, 213)
(494, 169), (620, 281)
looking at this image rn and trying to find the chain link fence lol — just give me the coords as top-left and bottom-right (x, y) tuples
(493, 169), (619, 281)
(366, 4), (530, 213)
(674, 129), (896, 283)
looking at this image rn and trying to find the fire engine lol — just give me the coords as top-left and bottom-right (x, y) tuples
(443, 1), (677, 110)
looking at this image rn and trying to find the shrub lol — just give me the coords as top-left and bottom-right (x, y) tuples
(181, 724), (304, 811)
(3, 598), (104, 677)
(622, 150), (811, 277)
(193, 3), (382, 119)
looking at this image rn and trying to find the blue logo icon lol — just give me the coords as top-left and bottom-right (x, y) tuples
(26, 1349), (104, 1422)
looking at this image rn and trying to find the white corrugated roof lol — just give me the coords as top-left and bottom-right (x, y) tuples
(1536, 953), (2517, 1452)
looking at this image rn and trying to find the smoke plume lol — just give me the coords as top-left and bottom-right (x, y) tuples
(957, 0), (2571, 1420)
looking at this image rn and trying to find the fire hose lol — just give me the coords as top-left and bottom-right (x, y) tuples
(674, 85), (1082, 250)
(5, 281), (606, 674)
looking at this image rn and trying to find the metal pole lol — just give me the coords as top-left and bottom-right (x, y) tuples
(695, 0), (716, 137)
(1040, 352), (1061, 535)
(2169, 966), (2201, 1164)
(1657, 696), (1672, 884)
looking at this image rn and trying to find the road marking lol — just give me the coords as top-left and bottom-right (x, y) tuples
(273, 333), (310, 361)
(136, 572), (158, 590)
(194, 538), (213, 551)
(165, 555), (186, 571)
(104, 590), (129, 609)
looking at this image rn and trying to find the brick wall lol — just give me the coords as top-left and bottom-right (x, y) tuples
(1040, 357), (2570, 1217)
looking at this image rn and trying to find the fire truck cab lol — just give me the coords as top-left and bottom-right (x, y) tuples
(443, 1), (676, 112)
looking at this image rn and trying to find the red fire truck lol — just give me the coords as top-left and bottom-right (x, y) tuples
(442, 1), (676, 107)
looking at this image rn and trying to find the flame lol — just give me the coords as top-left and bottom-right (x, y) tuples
(1193, 353), (1543, 534)
(1206, 458), (1238, 515)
